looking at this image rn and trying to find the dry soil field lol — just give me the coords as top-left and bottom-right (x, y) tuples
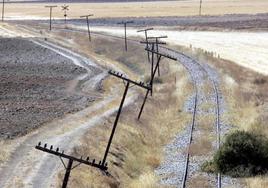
(4, 0), (268, 20)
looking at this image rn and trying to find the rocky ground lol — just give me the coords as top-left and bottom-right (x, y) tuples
(0, 38), (97, 139)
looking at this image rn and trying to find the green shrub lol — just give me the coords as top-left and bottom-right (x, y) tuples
(204, 130), (268, 177)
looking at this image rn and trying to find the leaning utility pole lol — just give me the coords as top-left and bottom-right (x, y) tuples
(137, 28), (154, 62)
(140, 40), (166, 97)
(45, 5), (57, 31)
(147, 36), (168, 77)
(118, 21), (134, 51)
(138, 45), (177, 120)
(101, 70), (151, 166)
(35, 71), (151, 187)
(199, 0), (203, 16)
(35, 142), (107, 188)
(80, 14), (94, 42)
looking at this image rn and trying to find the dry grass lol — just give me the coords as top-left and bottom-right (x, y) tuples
(19, 23), (196, 187)
(54, 60), (193, 187)
(172, 43), (268, 187)
(187, 175), (213, 188)
(4, 0), (268, 19)
(0, 140), (13, 165)
(189, 135), (213, 156)
(245, 176), (268, 188)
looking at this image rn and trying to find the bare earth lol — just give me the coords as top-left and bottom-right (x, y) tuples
(0, 37), (102, 139)
(3, 0), (268, 19)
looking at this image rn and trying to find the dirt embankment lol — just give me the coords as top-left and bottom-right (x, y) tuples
(0, 38), (95, 139)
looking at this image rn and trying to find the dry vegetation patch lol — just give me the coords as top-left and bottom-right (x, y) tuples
(171, 43), (268, 186)
(54, 61), (192, 187)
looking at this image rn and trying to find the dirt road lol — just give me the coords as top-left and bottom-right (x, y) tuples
(0, 35), (111, 187)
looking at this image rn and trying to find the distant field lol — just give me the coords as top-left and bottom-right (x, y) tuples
(3, 0), (268, 19)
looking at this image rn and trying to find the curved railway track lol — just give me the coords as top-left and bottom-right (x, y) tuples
(161, 46), (221, 188)
(52, 26), (222, 187)
(15, 24), (222, 187)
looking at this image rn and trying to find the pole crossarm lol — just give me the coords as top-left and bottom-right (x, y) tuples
(147, 36), (168, 40)
(145, 47), (177, 61)
(108, 70), (151, 90)
(137, 28), (154, 33)
(80, 14), (94, 18)
(45, 5), (57, 8)
(35, 142), (108, 171)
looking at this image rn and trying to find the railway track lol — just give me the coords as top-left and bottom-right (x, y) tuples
(55, 26), (222, 187)
(161, 47), (221, 188)
(16, 23), (222, 187)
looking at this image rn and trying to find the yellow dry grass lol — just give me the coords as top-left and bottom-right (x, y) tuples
(187, 175), (213, 188)
(4, 0), (268, 19)
(245, 176), (268, 188)
(54, 61), (193, 187)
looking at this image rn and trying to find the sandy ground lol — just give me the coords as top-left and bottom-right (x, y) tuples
(83, 26), (268, 76)
(3, 0), (268, 20)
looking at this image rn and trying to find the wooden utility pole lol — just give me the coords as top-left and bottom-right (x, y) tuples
(45, 5), (57, 31)
(80, 14), (94, 42)
(147, 36), (168, 77)
(137, 28), (154, 62)
(118, 21), (134, 51)
(102, 70), (151, 166)
(2, 0), (5, 22)
(138, 46), (177, 120)
(35, 143), (107, 188)
(199, 0), (203, 16)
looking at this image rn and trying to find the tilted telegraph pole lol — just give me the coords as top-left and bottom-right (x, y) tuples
(45, 5), (57, 31)
(138, 44), (177, 120)
(117, 21), (134, 51)
(140, 40), (166, 97)
(147, 36), (168, 77)
(35, 70), (152, 187)
(80, 14), (94, 42)
(137, 28), (154, 62)
(101, 70), (151, 166)
(35, 142), (107, 188)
